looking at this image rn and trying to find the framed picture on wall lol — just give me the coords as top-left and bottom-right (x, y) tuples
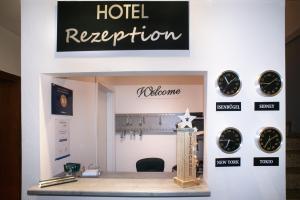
(51, 83), (73, 115)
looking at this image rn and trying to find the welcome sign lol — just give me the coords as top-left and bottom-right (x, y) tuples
(57, 1), (189, 51)
(137, 85), (181, 98)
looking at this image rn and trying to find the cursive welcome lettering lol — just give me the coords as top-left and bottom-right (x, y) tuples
(137, 86), (181, 98)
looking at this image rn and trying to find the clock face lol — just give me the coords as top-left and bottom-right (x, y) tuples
(217, 71), (241, 96)
(258, 127), (282, 153)
(218, 128), (242, 153)
(259, 70), (282, 96)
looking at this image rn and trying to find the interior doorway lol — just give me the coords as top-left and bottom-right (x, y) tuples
(0, 71), (21, 200)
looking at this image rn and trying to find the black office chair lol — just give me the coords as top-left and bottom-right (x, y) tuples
(136, 157), (165, 172)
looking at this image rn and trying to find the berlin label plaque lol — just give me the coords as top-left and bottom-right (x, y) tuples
(216, 102), (241, 111)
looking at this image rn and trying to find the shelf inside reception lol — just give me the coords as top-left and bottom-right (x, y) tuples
(28, 172), (210, 197)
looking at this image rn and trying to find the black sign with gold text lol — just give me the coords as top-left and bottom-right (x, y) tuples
(254, 102), (280, 111)
(215, 158), (241, 167)
(254, 157), (279, 166)
(57, 1), (189, 51)
(216, 102), (241, 111)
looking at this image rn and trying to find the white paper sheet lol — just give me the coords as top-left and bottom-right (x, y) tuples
(55, 119), (70, 160)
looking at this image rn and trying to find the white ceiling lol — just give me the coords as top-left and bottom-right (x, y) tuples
(0, 0), (299, 39)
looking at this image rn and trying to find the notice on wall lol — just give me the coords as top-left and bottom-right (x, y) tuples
(55, 119), (70, 160)
(51, 83), (73, 116)
(57, 1), (189, 51)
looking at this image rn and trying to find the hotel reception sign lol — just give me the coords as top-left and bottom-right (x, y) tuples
(57, 1), (189, 51)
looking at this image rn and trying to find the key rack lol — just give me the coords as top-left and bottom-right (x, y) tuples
(115, 112), (203, 136)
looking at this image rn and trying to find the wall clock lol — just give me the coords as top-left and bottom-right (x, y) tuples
(258, 127), (282, 153)
(258, 70), (282, 96)
(218, 127), (242, 153)
(217, 70), (241, 96)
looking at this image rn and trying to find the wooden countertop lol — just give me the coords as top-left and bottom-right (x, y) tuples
(28, 172), (210, 197)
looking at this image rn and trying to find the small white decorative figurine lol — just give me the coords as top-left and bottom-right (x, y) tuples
(177, 108), (196, 129)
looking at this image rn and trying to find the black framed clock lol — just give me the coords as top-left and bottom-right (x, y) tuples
(218, 127), (242, 153)
(258, 70), (282, 96)
(258, 127), (282, 153)
(217, 70), (241, 96)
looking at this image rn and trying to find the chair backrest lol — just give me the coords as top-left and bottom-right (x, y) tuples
(136, 157), (165, 172)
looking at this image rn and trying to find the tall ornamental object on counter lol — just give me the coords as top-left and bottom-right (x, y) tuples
(174, 108), (200, 187)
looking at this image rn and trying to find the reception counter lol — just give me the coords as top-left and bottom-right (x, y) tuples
(28, 172), (210, 197)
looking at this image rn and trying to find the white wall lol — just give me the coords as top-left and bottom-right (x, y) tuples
(114, 84), (203, 172)
(116, 135), (177, 172)
(22, 0), (285, 200)
(0, 25), (20, 76)
(97, 84), (108, 171)
(40, 76), (98, 179)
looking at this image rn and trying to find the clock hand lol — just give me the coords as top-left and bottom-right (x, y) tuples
(269, 135), (278, 142)
(224, 76), (230, 84)
(225, 139), (231, 148)
(223, 76), (237, 90)
(260, 79), (276, 85)
(228, 77), (237, 84)
(264, 136), (271, 149)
